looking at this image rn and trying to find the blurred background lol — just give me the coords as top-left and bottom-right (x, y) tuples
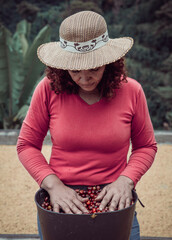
(0, 0), (171, 130)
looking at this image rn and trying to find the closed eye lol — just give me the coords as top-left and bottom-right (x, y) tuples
(70, 67), (100, 73)
(90, 67), (100, 72)
(71, 70), (80, 73)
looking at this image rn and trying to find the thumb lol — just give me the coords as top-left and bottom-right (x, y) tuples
(95, 187), (107, 201)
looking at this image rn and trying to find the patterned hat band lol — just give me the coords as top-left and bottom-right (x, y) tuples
(60, 30), (109, 53)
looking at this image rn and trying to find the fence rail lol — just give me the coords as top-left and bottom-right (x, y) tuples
(0, 130), (172, 145)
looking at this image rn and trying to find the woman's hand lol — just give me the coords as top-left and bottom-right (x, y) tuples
(95, 176), (134, 211)
(41, 175), (89, 214)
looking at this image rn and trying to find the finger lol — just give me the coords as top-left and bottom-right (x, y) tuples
(118, 197), (126, 210)
(73, 198), (89, 214)
(95, 187), (107, 201)
(109, 198), (119, 211)
(77, 194), (89, 202)
(53, 203), (60, 213)
(60, 201), (73, 214)
(125, 197), (131, 208)
(99, 192), (112, 211)
(65, 196), (86, 214)
(68, 201), (83, 214)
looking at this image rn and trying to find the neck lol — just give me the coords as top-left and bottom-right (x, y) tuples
(78, 88), (102, 105)
(79, 88), (99, 95)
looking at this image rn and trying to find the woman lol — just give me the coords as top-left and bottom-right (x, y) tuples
(17, 11), (157, 240)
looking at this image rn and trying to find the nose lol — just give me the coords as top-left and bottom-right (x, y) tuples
(79, 70), (90, 83)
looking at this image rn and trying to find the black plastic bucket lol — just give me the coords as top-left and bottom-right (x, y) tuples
(35, 187), (138, 240)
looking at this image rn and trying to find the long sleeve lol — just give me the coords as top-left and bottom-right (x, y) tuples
(16, 78), (55, 186)
(120, 85), (157, 186)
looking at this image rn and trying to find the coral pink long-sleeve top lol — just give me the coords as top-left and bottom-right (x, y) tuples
(17, 76), (157, 187)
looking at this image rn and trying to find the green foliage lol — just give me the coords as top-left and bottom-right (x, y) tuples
(152, 87), (172, 128)
(0, 20), (51, 129)
(127, 43), (169, 69)
(62, 0), (102, 18)
(32, 5), (65, 42)
(122, 0), (138, 8)
(0, 0), (171, 129)
(155, 1), (172, 20)
(16, 1), (40, 23)
(126, 58), (170, 87)
(126, 57), (172, 129)
(19, 25), (51, 107)
(161, 54), (172, 73)
(166, 111), (172, 128)
(113, 0), (172, 129)
(153, 87), (172, 101)
(135, 21), (172, 52)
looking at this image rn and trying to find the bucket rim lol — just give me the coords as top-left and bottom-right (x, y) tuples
(35, 188), (138, 216)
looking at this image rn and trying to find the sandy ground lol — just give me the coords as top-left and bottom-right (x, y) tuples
(0, 144), (172, 237)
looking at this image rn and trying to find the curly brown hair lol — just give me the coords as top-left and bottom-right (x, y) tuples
(45, 57), (127, 99)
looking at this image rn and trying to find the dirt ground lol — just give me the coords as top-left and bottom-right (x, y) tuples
(0, 144), (172, 237)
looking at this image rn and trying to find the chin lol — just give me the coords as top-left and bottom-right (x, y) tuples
(80, 85), (97, 92)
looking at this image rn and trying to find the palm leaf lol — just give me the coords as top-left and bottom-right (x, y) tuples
(11, 20), (30, 116)
(13, 105), (29, 122)
(18, 25), (51, 107)
(0, 24), (11, 105)
(12, 20), (29, 57)
(13, 73), (45, 124)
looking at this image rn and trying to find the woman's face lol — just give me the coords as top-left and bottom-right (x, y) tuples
(68, 66), (106, 92)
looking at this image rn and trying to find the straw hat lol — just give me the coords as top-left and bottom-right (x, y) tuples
(37, 11), (134, 70)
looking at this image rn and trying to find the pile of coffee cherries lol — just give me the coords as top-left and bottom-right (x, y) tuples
(41, 196), (53, 211)
(76, 185), (111, 214)
(41, 185), (116, 214)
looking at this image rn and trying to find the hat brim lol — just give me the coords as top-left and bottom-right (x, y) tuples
(37, 37), (133, 70)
